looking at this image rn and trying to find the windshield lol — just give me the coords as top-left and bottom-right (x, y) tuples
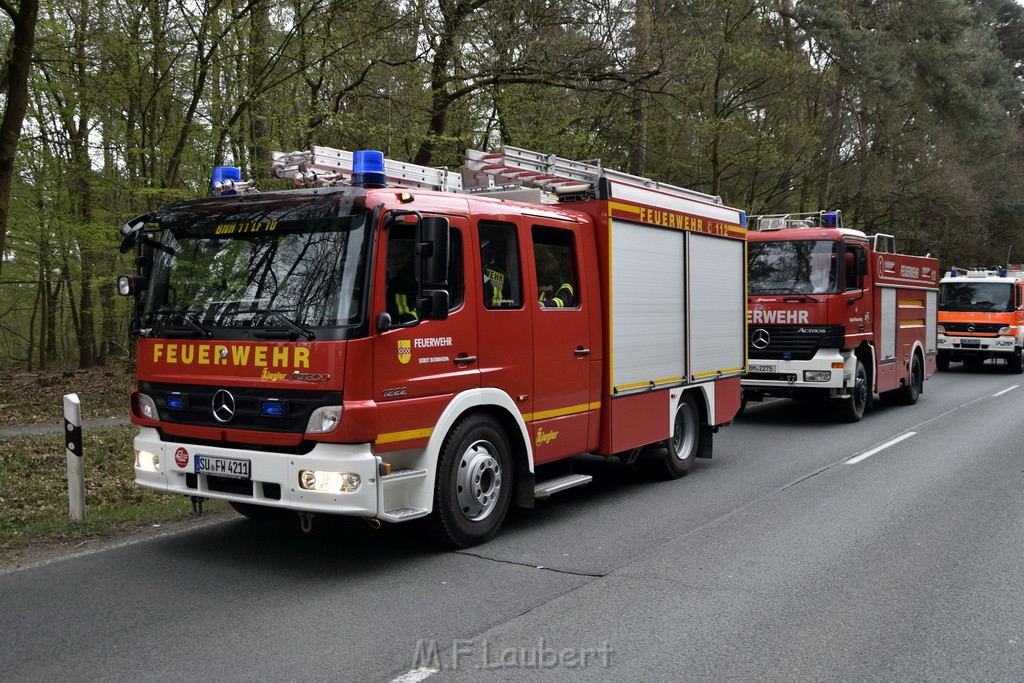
(142, 198), (370, 334)
(748, 240), (840, 295)
(939, 282), (1014, 312)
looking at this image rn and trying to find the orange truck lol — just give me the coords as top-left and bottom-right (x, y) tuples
(116, 145), (747, 547)
(936, 266), (1024, 373)
(742, 211), (939, 421)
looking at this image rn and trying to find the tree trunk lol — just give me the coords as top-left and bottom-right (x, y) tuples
(0, 0), (40, 282)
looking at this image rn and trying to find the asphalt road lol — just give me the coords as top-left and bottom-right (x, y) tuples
(2, 363), (1023, 681)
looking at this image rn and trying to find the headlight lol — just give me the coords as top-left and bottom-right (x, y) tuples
(999, 326), (1011, 335)
(306, 406), (341, 434)
(138, 393), (159, 420)
(298, 470), (360, 493)
(937, 324), (945, 334)
(136, 449), (160, 472)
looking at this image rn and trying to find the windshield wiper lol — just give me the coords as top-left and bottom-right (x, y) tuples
(255, 312), (316, 341)
(156, 308), (212, 338)
(754, 287), (820, 303)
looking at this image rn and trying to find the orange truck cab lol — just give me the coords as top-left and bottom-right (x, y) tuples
(116, 145), (748, 547)
(937, 266), (1024, 373)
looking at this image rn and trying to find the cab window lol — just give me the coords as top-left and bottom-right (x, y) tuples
(479, 221), (522, 309)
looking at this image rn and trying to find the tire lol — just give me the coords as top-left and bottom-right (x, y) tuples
(893, 353), (923, 406)
(936, 354), (950, 371)
(650, 395), (700, 480)
(426, 414), (513, 549)
(229, 501), (290, 522)
(837, 359), (868, 423)
(1009, 348), (1024, 374)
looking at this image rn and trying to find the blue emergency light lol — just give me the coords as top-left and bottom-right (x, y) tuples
(166, 393), (188, 410)
(352, 150), (387, 188)
(822, 211), (839, 228)
(261, 400), (285, 417)
(739, 211), (748, 228)
(211, 166), (241, 195)
(950, 267), (959, 276)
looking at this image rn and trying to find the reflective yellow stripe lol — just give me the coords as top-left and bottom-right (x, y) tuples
(693, 367), (744, 379)
(899, 319), (925, 328)
(898, 299), (924, 307)
(613, 376), (684, 392)
(522, 401), (601, 422)
(376, 427), (433, 445)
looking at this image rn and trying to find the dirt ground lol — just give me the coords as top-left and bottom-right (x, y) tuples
(0, 364), (137, 428)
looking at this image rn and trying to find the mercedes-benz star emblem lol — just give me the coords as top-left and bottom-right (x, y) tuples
(211, 389), (236, 423)
(751, 328), (771, 350)
(967, 325), (975, 333)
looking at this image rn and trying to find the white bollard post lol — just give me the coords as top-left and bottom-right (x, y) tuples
(63, 393), (86, 522)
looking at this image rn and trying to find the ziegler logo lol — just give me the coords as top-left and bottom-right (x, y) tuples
(382, 387), (407, 398)
(535, 428), (559, 446)
(291, 372), (331, 382)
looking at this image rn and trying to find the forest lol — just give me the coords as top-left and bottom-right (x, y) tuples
(0, 0), (1023, 370)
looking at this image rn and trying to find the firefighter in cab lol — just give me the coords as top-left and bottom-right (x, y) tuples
(536, 246), (575, 308)
(386, 233), (418, 324)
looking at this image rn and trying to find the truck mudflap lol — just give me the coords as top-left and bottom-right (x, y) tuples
(131, 427), (386, 517)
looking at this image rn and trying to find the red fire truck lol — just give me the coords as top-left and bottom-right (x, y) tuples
(742, 211), (939, 421)
(116, 145), (748, 547)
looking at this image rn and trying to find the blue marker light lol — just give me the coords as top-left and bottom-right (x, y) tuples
(261, 400), (284, 417)
(999, 267), (1008, 277)
(950, 267), (959, 277)
(739, 210), (748, 228)
(822, 211), (839, 228)
(783, 352), (792, 360)
(352, 150), (387, 188)
(167, 393), (187, 410)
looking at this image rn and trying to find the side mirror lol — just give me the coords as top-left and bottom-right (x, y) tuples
(118, 215), (149, 253)
(419, 290), (450, 321)
(416, 216), (450, 286)
(857, 251), (868, 276)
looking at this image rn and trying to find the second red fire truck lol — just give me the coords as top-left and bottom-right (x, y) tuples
(742, 211), (939, 421)
(117, 145), (748, 547)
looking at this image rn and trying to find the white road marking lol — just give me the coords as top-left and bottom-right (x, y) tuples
(391, 668), (438, 683)
(993, 384), (1019, 398)
(845, 432), (917, 465)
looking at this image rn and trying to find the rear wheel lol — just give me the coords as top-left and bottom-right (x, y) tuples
(893, 353), (923, 405)
(650, 395), (700, 480)
(426, 414), (513, 549)
(837, 360), (868, 423)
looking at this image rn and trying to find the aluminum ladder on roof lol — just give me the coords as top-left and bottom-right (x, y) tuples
(270, 146), (464, 192)
(462, 145), (724, 205)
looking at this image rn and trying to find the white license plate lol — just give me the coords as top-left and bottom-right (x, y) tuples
(960, 338), (980, 347)
(748, 363), (777, 373)
(196, 455), (251, 479)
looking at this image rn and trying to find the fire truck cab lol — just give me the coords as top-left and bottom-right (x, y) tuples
(117, 146), (747, 547)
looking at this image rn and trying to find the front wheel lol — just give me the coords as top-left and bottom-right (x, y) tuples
(837, 360), (868, 423)
(426, 414), (513, 549)
(1009, 348), (1024, 374)
(649, 395), (700, 480)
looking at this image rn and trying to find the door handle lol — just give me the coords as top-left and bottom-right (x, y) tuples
(574, 347), (591, 357)
(454, 354), (477, 365)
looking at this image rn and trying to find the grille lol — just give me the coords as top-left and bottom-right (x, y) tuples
(142, 382), (341, 434)
(747, 325), (843, 361)
(942, 323), (1003, 334)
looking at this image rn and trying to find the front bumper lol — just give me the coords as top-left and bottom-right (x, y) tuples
(937, 334), (1018, 357)
(132, 427), (382, 516)
(742, 348), (852, 393)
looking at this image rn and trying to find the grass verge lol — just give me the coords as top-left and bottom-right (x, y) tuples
(1, 424), (227, 556)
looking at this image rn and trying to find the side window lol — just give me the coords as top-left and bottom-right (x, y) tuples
(479, 221), (522, 309)
(533, 226), (579, 309)
(385, 225), (418, 325)
(447, 228), (464, 311)
(844, 245), (864, 291)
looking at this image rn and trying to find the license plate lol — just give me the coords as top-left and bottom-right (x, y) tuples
(748, 363), (777, 374)
(195, 455), (251, 479)
(960, 338), (981, 348)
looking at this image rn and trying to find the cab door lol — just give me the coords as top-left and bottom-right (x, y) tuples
(372, 216), (479, 449)
(528, 223), (592, 464)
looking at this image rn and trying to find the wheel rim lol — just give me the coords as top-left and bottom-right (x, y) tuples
(671, 402), (697, 460)
(456, 439), (502, 522)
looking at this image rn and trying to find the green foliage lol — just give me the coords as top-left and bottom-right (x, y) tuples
(3, 0), (1024, 369)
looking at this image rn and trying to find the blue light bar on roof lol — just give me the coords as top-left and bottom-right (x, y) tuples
(739, 210), (747, 228)
(211, 166), (241, 196)
(822, 211), (839, 228)
(352, 150), (386, 188)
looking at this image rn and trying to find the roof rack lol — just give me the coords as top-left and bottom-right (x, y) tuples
(750, 210), (843, 231)
(271, 146), (463, 192)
